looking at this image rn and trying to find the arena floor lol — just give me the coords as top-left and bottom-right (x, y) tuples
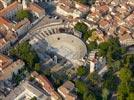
(45, 33), (87, 60)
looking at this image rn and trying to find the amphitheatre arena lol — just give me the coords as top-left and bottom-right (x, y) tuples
(29, 22), (87, 65)
(45, 33), (87, 61)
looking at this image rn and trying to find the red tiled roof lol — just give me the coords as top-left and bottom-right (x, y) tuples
(125, 12), (134, 26)
(29, 3), (45, 15)
(75, 2), (89, 12)
(0, 17), (12, 28)
(0, 1), (19, 16)
(58, 81), (77, 100)
(0, 54), (13, 70)
(99, 19), (110, 28)
(99, 4), (109, 13)
(31, 71), (61, 100)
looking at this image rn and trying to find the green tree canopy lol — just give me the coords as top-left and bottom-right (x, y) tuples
(102, 88), (110, 100)
(30, 97), (37, 100)
(83, 91), (96, 100)
(75, 80), (89, 94)
(123, 54), (134, 66)
(74, 22), (92, 41)
(117, 81), (134, 100)
(34, 63), (41, 72)
(111, 60), (121, 71)
(98, 41), (110, 56)
(87, 41), (98, 51)
(77, 66), (87, 76)
(10, 41), (39, 71)
(118, 67), (132, 82)
(127, 93), (134, 100)
(74, 22), (88, 34)
(98, 37), (126, 68)
(16, 10), (30, 21)
(117, 66), (133, 100)
(98, 37), (123, 57)
(88, 72), (101, 85)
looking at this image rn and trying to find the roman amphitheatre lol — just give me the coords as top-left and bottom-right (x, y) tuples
(44, 33), (87, 61)
(29, 22), (87, 66)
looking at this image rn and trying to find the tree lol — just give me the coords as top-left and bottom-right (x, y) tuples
(34, 63), (40, 72)
(83, 30), (92, 41)
(74, 22), (92, 41)
(111, 60), (121, 72)
(77, 66), (87, 76)
(30, 97), (37, 100)
(10, 41), (39, 71)
(51, 72), (67, 88)
(124, 54), (134, 66)
(98, 37), (124, 59)
(98, 41), (110, 56)
(16, 10), (30, 21)
(117, 93), (125, 100)
(103, 70), (118, 91)
(128, 80), (134, 92)
(102, 88), (110, 100)
(118, 67), (132, 82)
(12, 72), (22, 85)
(75, 80), (88, 94)
(108, 38), (123, 60)
(117, 66), (133, 100)
(88, 72), (101, 85)
(83, 91), (96, 100)
(127, 93), (134, 100)
(74, 22), (88, 34)
(117, 81), (134, 100)
(106, 46), (114, 65)
(87, 41), (98, 51)
(118, 82), (129, 95)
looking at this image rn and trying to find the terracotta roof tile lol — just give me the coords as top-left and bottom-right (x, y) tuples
(0, 1), (19, 16)
(0, 17), (12, 28)
(31, 71), (61, 100)
(0, 59), (24, 80)
(99, 4), (109, 13)
(0, 54), (13, 70)
(58, 81), (77, 100)
(99, 19), (110, 28)
(29, 3), (45, 15)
